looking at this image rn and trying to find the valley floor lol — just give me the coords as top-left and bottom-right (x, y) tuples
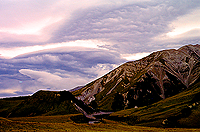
(1, 114), (200, 132)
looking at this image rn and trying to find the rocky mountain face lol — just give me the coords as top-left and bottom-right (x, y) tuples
(73, 44), (200, 111)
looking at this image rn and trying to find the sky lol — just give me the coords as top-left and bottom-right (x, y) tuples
(0, 0), (200, 98)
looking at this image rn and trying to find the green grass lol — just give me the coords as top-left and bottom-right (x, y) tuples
(109, 81), (200, 127)
(0, 115), (199, 132)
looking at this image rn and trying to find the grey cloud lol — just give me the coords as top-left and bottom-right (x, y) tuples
(13, 49), (124, 69)
(0, 0), (199, 50)
(51, 0), (200, 53)
(0, 49), (125, 97)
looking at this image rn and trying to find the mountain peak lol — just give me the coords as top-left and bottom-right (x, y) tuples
(73, 44), (200, 111)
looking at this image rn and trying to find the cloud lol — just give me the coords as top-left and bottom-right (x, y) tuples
(0, 0), (65, 42)
(0, 0), (100, 43)
(18, 64), (118, 91)
(51, 0), (200, 54)
(0, 78), (46, 98)
(152, 7), (200, 50)
(164, 8), (200, 37)
(0, 88), (20, 94)
(0, 48), (125, 97)
(122, 52), (152, 61)
(1, 0), (200, 98)
(0, 0), (200, 53)
(0, 0), (141, 44)
(0, 77), (26, 98)
(19, 69), (69, 89)
(0, 40), (109, 58)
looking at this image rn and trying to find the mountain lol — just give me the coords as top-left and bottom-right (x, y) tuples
(73, 44), (200, 111)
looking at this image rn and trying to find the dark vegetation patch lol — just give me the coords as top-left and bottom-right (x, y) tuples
(0, 96), (29, 100)
(70, 114), (94, 123)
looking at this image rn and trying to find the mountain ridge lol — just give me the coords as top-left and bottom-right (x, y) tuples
(73, 44), (200, 111)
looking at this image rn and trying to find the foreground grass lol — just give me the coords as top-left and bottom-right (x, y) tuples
(1, 115), (200, 132)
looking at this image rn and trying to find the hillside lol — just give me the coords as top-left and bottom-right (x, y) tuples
(0, 96), (28, 117)
(109, 80), (200, 128)
(73, 44), (200, 111)
(0, 90), (79, 117)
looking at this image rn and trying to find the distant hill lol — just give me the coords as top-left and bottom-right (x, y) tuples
(0, 89), (99, 118)
(0, 90), (79, 117)
(73, 44), (200, 111)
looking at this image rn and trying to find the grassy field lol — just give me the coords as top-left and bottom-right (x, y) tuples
(1, 114), (200, 132)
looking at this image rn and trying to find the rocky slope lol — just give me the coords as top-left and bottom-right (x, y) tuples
(73, 44), (200, 111)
